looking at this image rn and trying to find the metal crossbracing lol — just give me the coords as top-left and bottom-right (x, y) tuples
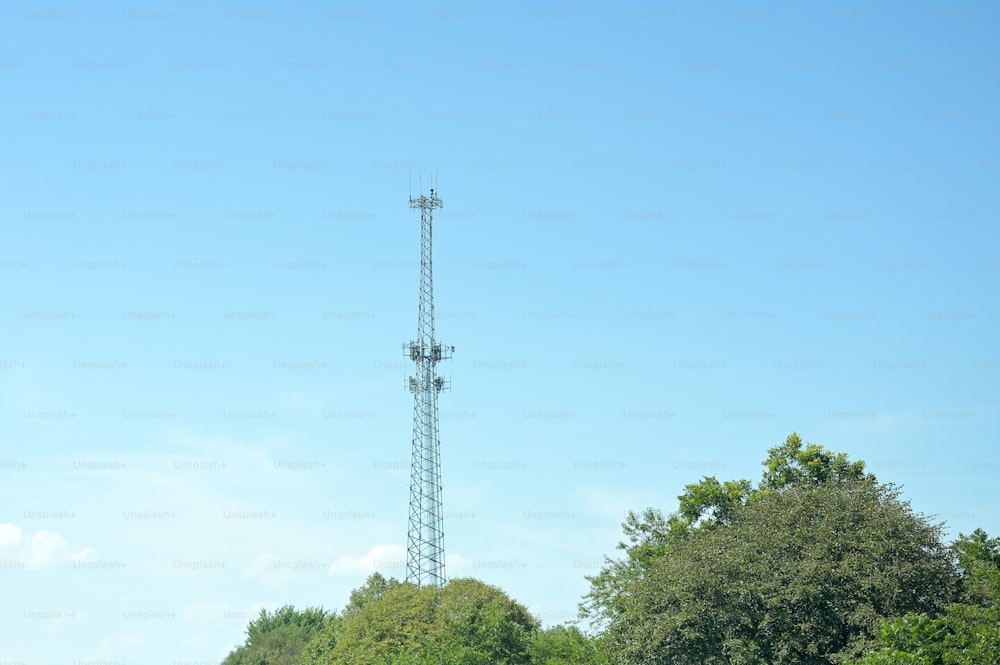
(404, 188), (452, 587)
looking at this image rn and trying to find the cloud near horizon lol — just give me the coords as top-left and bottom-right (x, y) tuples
(0, 523), (96, 569)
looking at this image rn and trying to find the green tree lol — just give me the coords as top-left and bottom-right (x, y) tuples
(579, 508), (677, 625)
(847, 530), (1000, 665)
(581, 433), (873, 627)
(341, 572), (401, 617)
(953, 528), (1000, 605)
(325, 582), (437, 665)
(435, 577), (539, 664)
(605, 479), (957, 665)
(759, 432), (869, 492)
(527, 624), (608, 665)
(297, 614), (345, 665)
(308, 577), (537, 665)
(847, 605), (1000, 665)
(299, 573), (411, 665)
(221, 605), (328, 665)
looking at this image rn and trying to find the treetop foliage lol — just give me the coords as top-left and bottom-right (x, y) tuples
(581, 433), (995, 664)
(223, 573), (606, 665)
(606, 478), (957, 664)
(759, 432), (870, 492)
(581, 432), (876, 626)
(222, 604), (329, 665)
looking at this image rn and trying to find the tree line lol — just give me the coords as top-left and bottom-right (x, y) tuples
(220, 434), (999, 664)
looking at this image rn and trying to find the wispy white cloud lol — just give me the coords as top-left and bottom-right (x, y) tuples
(243, 552), (282, 583)
(0, 523), (96, 569)
(327, 543), (405, 577)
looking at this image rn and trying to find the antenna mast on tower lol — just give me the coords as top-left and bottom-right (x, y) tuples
(404, 186), (451, 587)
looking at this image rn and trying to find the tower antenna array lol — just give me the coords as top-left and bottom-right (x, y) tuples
(404, 185), (451, 587)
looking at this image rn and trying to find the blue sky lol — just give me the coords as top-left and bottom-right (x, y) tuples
(2, 1), (999, 663)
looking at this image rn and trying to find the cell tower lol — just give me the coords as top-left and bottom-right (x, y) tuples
(404, 186), (452, 587)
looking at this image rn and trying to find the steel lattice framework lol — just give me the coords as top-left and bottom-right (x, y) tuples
(404, 188), (451, 587)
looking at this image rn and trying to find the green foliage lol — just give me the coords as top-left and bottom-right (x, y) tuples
(327, 582), (437, 665)
(677, 477), (753, 526)
(527, 624), (608, 665)
(581, 433), (873, 627)
(297, 614), (345, 665)
(605, 479), (957, 665)
(436, 577), (539, 664)
(223, 575), (607, 665)
(298, 573), (404, 664)
(846, 614), (940, 664)
(307, 576), (537, 665)
(221, 605), (328, 665)
(953, 528), (1000, 606)
(848, 606), (1000, 665)
(341, 572), (402, 617)
(580, 507), (679, 625)
(759, 432), (869, 492)
(847, 529), (1000, 665)
(582, 433), (963, 663)
(954, 528), (1000, 570)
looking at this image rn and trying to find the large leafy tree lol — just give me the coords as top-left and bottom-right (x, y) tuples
(585, 434), (960, 664)
(435, 577), (540, 664)
(221, 604), (328, 665)
(606, 479), (956, 664)
(581, 433), (871, 626)
(309, 576), (538, 665)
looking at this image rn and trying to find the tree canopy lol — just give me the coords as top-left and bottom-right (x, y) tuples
(606, 479), (956, 664)
(225, 573), (606, 665)
(585, 433), (962, 664)
(527, 624), (608, 665)
(581, 433), (877, 625)
(221, 605), (328, 665)
(581, 433), (875, 627)
(313, 576), (539, 665)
